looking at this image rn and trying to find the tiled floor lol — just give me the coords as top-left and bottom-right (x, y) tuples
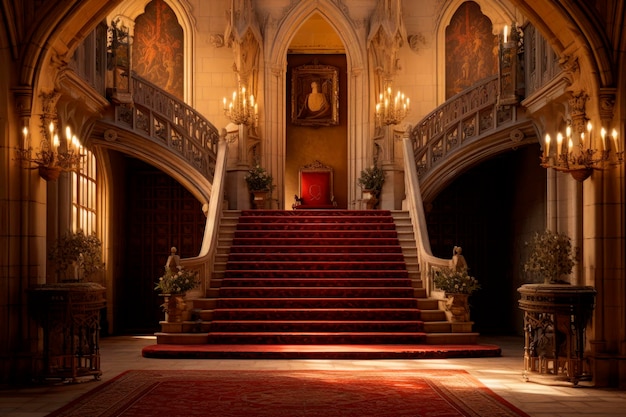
(1, 335), (625, 417)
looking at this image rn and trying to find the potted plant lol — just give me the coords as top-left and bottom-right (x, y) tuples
(245, 164), (274, 209)
(48, 230), (105, 282)
(154, 266), (200, 322)
(433, 266), (480, 322)
(358, 164), (385, 209)
(523, 229), (577, 284)
(245, 164), (274, 192)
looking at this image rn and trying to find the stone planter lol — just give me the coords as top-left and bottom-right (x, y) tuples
(445, 293), (470, 322)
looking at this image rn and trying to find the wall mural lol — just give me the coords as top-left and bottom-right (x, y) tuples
(445, 1), (498, 99)
(133, 0), (184, 100)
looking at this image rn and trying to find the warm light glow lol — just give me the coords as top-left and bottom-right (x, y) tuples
(375, 83), (410, 126)
(544, 134), (551, 157)
(22, 127), (28, 138)
(224, 84), (257, 126)
(556, 132), (563, 155)
(612, 128), (619, 152)
(503, 25), (509, 43)
(601, 127), (607, 150)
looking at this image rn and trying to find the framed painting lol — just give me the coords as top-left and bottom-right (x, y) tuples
(291, 64), (339, 126)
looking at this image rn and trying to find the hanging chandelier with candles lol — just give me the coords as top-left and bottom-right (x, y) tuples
(540, 121), (623, 182)
(375, 84), (410, 126)
(15, 116), (84, 181)
(223, 85), (258, 127)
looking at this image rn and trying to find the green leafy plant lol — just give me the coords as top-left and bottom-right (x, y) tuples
(48, 230), (105, 281)
(245, 165), (274, 191)
(524, 230), (576, 284)
(358, 164), (385, 191)
(433, 267), (480, 295)
(154, 267), (200, 294)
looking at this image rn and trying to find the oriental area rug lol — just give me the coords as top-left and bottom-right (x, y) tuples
(47, 369), (530, 417)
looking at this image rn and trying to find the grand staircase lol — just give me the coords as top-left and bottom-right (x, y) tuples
(146, 209), (501, 359)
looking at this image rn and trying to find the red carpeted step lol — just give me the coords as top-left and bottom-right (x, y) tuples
(236, 222), (397, 230)
(231, 237), (401, 246)
(220, 278), (412, 287)
(206, 332), (428, 345)
(233, 230), (398, 239)
(212, 308), (421, 321)
(238, 214), (395, 224)
(217, 286), (415, 298)
(229, 245), (403, 254)
(225, 261), (407, 271)
(216, 297), (419, 309)
(209, 320), (424, 333)
(227, 252), (405, 262)
(240, 209), (392, 217)
(223, 270), (409, 278)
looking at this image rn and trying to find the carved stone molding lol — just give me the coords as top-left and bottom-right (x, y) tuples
(598, 89), (616, 123)
(210, 34), (225, 48)
(13, 87), (33, 119)
(568, 91), (588, 133)
(408, 33), (426, 53)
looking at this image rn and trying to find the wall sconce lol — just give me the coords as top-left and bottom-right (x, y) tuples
(15, 117), (84, 181)
(540, 122), (623, 181)
(375, 83), (410, 126)
(223, 85), (258, 127)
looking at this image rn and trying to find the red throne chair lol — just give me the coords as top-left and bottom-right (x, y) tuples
(293, 160), (337, 209)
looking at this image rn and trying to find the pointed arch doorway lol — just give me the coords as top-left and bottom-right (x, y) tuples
(284, 14), (348, 208)
(265, 3), (368, 211)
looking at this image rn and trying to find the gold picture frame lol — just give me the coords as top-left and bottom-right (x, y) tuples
(291, 64), (339, 126)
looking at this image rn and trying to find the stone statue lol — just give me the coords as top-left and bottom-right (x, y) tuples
(451, 246), (468, 272)
(165, 246), (182, 271)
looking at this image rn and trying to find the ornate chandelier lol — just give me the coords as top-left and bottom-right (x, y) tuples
(223, 85), (258, 127)
(375, 84), (410, 126)
(540, 122), (623, 182)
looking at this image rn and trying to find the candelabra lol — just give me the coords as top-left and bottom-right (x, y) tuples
(15, 116), (84, 181)
(223, 85), (258, 127)
(375, 84), (410, 126)
(540, 122), (623, 182)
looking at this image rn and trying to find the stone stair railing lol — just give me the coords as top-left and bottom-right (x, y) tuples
(112, 73), (221, 183)
(401, 75), (530, 296)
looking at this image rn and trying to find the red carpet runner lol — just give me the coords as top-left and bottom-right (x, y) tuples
(209, 209), (425, 345)
(47, 370), (531, 417)
(144, 209), (501, 359)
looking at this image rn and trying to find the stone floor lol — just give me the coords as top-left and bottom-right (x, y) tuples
(1, 335), (626, 417)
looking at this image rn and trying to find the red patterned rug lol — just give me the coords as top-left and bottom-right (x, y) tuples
(47, 369), (529, 417)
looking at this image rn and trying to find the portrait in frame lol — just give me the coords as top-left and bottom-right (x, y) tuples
(291, 64), (339, 126)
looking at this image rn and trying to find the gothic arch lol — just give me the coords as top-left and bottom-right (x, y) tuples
(264, 0), (369, 208)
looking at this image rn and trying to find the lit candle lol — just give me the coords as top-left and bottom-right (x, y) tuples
(568, 137), (573, 153)
(22, 127), (29, 149)
(556, 132), (563, 155)
(601, 127), (607, 150)
(406, 98), (410, 109)
(580, 132), (585, 148)
(503, 25), (509, 43)
(48, 121), (54, 138)
(544, 134), (551, 157)
(52, 133), (60, 151)
(586, 121), (592, 148)
(223, 97), (227, 110)
(566, 126), (571, 139)
(612, 128), (619, 152)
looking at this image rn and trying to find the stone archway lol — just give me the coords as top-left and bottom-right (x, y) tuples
(262, 0), (369, 210)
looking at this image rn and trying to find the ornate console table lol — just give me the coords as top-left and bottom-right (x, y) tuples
(28, 283), (106, 382)
(518, 284), (596, 385)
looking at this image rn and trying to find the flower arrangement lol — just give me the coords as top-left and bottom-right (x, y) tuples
(433, 267), (480, 295)
(524, 229), (576, 284)
(245, 165), (274, 191)
(154, 267), (200, 294)
(48, 230), (105, 281)
(358, 164), (385, 192)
